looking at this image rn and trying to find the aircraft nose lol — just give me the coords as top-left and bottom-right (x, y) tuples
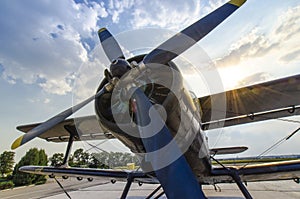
(110, 59), (131, 78)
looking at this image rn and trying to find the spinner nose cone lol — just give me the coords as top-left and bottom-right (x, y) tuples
(110, 59), (131, 78)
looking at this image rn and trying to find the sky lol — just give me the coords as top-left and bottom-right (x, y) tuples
(0, 0), (299, 162)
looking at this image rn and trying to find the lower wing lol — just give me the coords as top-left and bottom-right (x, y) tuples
(210, 160), (300, 184)
(19, 165), (158, 184)
(19, 160), (300, 184)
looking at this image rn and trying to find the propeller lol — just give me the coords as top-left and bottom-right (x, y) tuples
(11, 28), (125, 150)
(11, 0), (246, 154)
(132, 88), (206, 199)
(11, 29), (127, 150)
(143, 0), (247, 65)
(98, 28), (125, 62)
(11, 87), (107, 149)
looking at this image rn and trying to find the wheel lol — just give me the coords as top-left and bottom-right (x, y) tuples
(49, 174), (55, 178)
(62, 176), (69, 179)
(111, 179), (116, 184)
(87, 177), (93, 182)
(77, 177), (83, 181)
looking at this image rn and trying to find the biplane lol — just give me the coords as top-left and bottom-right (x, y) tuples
(11, 0), (300, 198)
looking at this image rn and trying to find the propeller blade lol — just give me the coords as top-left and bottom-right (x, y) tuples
(98, 28), (125, 62)
(143, 0), (246, 64)
(11, 87), (107, 150)
(132, 89), (205, 199)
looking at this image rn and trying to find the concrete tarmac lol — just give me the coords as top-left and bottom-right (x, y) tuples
(0, 178), (299, 199)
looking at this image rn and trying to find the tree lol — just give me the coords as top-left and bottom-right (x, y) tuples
(56, 148), (140, 169)
(0, 151), (15, 177)
(49, 153), (64, 167)
(89, 153), (109, 169)
(68, 154), (75, 167)
(72, 148), (90, 167)
(88, 152), (140, 168)
(12, 148), (48, 186)
(92, 152), (110, 167)
(35, 149), (48, 184)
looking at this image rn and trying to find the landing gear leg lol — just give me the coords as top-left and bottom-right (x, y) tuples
(154, 191), (165, 199)
(146, 185), (162, 199)
(230, 169), (253, 199)
(120, 175), (134, 199)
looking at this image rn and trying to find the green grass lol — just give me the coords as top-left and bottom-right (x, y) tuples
(212, 157), (298, 165)
(0, 181), (14, 190)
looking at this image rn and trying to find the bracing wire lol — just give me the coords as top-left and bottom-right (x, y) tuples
(54, 177), (72, 199)
(240, 127), (300, 169)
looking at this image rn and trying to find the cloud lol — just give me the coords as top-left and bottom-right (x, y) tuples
(2, 0), (297, 98)
(0, 0), (108, 95)
(27, 97), (51, 104)
(201, 0), (227, 14)
(0, 0), (230, 96)
(72, 52), (108, 102)
(280, 49), (300, 64)
(44, 98), (51, 104)
(103, 0), (211, 30)
(39, 79), (73, 95)
(215, 28), (278, 67)
(104, 0), (228, 31)
(107, 0), (135, 23)
(215, 5), (300, 68)
(237, 72), (272, 87)
(274, 6), (300, 41)
(130, 0), (202, 30)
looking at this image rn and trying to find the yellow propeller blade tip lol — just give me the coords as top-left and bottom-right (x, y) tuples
(229, 0), (247, 7)
(98, 28), (107, 33)
(11, 136), (23, 150)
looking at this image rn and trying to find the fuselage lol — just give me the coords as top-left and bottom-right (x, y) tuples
(94, 55), (211, 179)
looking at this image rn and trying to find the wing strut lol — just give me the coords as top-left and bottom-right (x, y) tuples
(211, 157), (253, 199)
(120, 174), (134, 199)
(230, 169), (253, 199)
(62, 133), (75, 167)
(59, 125), (79, 167)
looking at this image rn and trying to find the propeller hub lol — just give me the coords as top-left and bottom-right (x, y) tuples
(110, 59), (131, 78)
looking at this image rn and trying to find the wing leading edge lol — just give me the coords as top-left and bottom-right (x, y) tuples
(199, 74), (300, 130)
(17, 115), (115, 142)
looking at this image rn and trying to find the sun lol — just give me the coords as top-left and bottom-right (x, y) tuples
(218, 66), (248, 91)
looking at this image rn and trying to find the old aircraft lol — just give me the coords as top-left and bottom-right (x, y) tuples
(10, 0), (300, 198)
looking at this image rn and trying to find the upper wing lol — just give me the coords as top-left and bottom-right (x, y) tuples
(17, 115), (115, 142)
(199, 74), (300, 130)
(211, 160), (300, 184)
